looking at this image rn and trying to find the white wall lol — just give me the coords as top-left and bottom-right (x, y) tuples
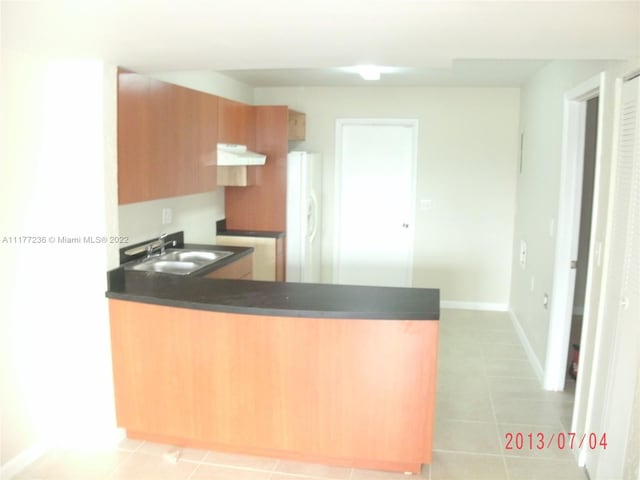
(149, 70), (254, 104)
(119, 192), (224, 245)
(0, 62), (254, 475)
(255, 86), (520, 308)
(117, 71), (254, 247)
(509, 60), (620, 369)
(1, 50), (120, 475)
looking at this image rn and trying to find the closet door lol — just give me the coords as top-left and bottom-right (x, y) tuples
(591, 75), (640, 480)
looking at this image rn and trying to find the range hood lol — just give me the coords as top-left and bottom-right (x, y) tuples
(217, 143), (266, 166)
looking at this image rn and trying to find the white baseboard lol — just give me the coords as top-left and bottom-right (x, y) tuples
(0, 441), (48, 480)
(441, 300), (509, 312)
(508, 309), (545, 383)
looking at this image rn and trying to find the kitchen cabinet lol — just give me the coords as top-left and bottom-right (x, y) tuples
(225, 106), (289, 231)
(288, 109), (306, 141)
(204, 253), (253, 279)
(216, 99), (261, 187)
(117, 70), (218, 205)
(215, 235), (284, 281)
(218, 98), (256, 147)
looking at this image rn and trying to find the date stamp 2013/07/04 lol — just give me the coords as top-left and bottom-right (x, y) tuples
(505, 432), (608, 451)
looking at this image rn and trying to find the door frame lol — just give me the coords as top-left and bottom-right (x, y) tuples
(333, 118), (418, 286)
(545, 74), (605, 393)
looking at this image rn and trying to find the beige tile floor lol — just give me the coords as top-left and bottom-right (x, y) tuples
(13, 309), (585, 480)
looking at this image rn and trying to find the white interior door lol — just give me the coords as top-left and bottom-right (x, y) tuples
(334, 119), (417, 287)
(584, 74), (640, 480)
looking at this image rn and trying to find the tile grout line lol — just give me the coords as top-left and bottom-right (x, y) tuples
(104, 449), (135, 480)
(483, 337), (512, 480)
(185, 461), (202, 480)
(268, 458), (281, 480)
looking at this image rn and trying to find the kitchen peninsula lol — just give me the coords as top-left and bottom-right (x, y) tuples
(106, 239), (440, 474)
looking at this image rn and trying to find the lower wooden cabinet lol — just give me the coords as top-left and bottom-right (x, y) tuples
(215, 235), (284, 281)
(205, 253), (252, 279)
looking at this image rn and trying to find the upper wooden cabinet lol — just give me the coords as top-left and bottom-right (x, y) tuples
(225, 106), (289, 232)
(218, 98), (256, 148)
(288, 110), (306, 141)
(117, 70), (218, 205)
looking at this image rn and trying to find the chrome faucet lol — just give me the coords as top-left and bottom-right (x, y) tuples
(145, 233), (168, 258)
(158, 233), (168, 255)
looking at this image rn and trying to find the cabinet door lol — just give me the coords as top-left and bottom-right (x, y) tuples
(195, 92), (219, 192)
(118, 71), (155, 204)
(176, 87), (218, 194)
(225, 106), (288, 231)
(215, 236), (278, 281)
(218, 98), (256, 147)
(118, 70), (218, 204)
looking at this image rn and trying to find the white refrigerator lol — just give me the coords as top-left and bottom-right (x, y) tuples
(286, 151), (322, 283)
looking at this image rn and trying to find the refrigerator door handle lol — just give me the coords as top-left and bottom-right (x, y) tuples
(307, 192), (319, 241)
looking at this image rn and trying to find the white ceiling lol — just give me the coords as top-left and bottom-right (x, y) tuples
(2, 0), (639, 87)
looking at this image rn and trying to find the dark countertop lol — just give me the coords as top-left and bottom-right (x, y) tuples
(107, 236), (439, 320)
(217, 230), (285, 239)
(215, 219), (285, 239)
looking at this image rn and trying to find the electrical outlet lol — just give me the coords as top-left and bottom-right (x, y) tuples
(162, 208), (172, 225)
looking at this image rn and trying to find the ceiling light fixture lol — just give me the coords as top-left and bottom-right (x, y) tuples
(355, 65), (382, 81)
(339, 65), (405, 81)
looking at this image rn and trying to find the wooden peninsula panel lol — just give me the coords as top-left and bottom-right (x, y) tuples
(109, 299), (438, 473)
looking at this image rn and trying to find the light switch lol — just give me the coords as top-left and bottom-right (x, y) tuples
(520, 240), (527, 269)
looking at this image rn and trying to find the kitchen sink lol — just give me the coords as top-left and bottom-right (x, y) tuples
(158, 250), (232, 263)
(128, 248), (234, 275)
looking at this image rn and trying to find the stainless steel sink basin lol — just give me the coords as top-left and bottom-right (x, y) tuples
(128, 248), (234, 275)
(133, 260), (200, 274)
(160, 250), (232, 263)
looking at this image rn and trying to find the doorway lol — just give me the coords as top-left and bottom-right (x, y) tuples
(545, 74), (605, 394)
(333, 119), (418, 287)
(566, 96), (599, 387)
